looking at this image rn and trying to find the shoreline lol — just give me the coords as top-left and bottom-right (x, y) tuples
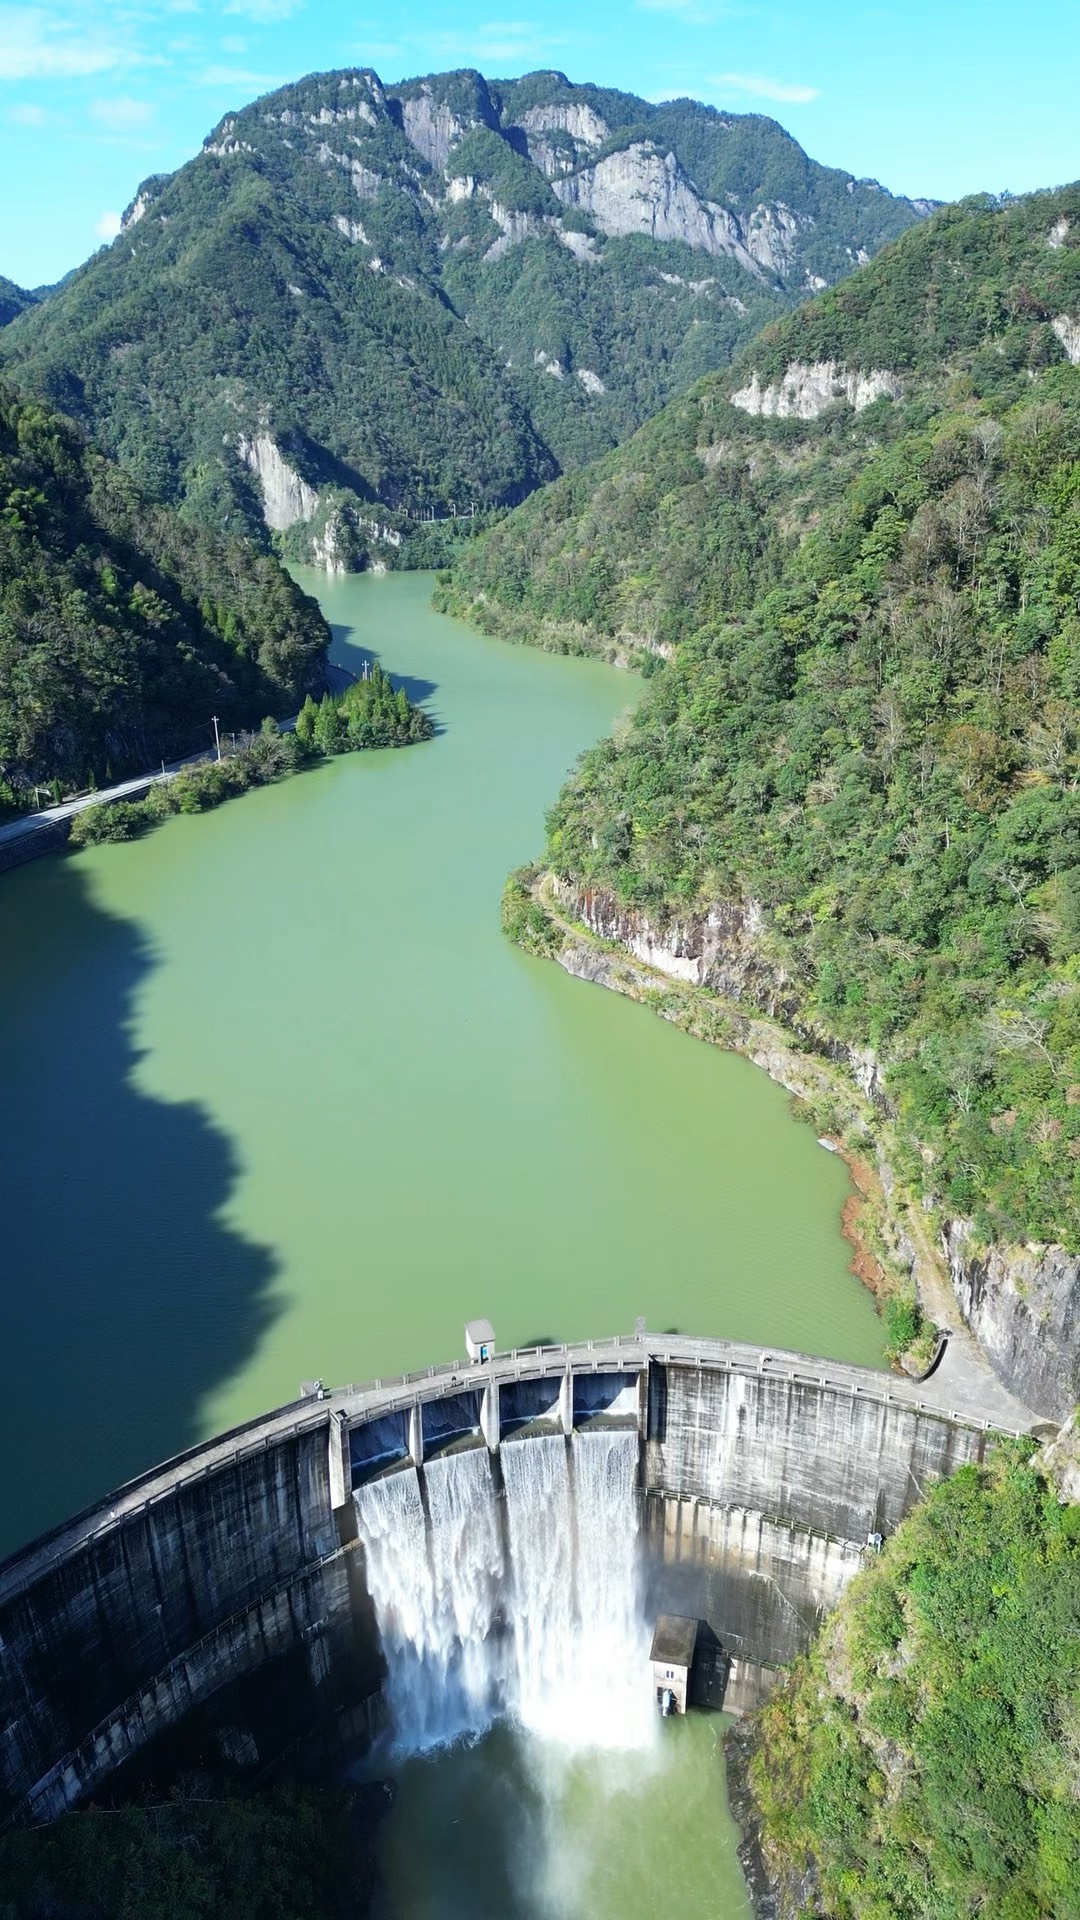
(514, 870), (1038, 1432)
(524, 870), (900, 1337)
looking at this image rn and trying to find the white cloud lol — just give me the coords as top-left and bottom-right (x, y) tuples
(89, 93), (155, 129)
(94, 209), (122, 239)
(224, 0), (304, 18)
(0, 6), (146, 80)
(197, 62), (278, 87)
(710, 70), (819, 104)
(8, 98), (46, 122)
(637, 0), (730, 18)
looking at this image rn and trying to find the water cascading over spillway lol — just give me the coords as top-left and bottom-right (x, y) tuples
(352, 1447), (505, 1749)
(352, 1428), (653, 1755)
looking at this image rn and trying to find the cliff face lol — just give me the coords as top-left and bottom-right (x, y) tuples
(551, 143), (762, 277)
(730, 359), (903, 419)
(564, 882), (883, 1099)
(238, 433), (319, 532)
(944, 1222), (1080, 1421)
(559, 881), (1079, 1420)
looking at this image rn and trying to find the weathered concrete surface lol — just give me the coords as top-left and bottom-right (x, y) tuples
(0, 1423), (379, 1824)
(0, 1334), (1033, 1824)
(646, 1362), (991, 1542)
(640, 1356), (997, 1706)
(0, 818), (71, 873)
(643, 1496), (862, 1672)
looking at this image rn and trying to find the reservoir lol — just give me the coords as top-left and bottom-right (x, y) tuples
(0, 569), (884, 1914)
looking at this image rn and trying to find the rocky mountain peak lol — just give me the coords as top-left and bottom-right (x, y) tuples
(0, 62), (938, 557)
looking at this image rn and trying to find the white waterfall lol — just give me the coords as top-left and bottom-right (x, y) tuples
(353, 1426), (653, 1757)
(352, 1449), (505, 1749)
(501, 1432), (577, 1739)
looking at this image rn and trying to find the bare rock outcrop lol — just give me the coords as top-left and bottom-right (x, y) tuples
(943, 1221), (1080, 1422)
(1038, 1415), (1080, 1502)
(730, 361), (903, 419)
(745, 203), (810, 276)
(562, 884), (883, 1099)
(399, 88), (474, 170)
(238, 434), (319, 532)
(517, 101), (609, 175)
(1052, 315), (1080, 363)
(552, 143), (763, 278)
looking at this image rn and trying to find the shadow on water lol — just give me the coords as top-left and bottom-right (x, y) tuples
(0, 856), (280, 1559)
(328, 623), (439, 711)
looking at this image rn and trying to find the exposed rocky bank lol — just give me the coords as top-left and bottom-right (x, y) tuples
(534, 875), (1074, 1422)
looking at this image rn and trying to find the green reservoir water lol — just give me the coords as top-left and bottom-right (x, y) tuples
(0, 568), (882, 1551)
(372, 1714), (753, 1920)
(0, 570), (882, 1916)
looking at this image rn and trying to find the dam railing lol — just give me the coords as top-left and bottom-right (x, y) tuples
(0, 1331), (1033, 1609)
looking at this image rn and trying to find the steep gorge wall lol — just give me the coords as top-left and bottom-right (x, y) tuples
(555, 882), (1080, 1420)
(944, 1222), (1080, 1420)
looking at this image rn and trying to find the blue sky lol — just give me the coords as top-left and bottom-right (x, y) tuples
(1, 0), (1077, 287)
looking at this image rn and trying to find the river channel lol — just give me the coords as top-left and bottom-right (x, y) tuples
(0, 568), (885, 1914)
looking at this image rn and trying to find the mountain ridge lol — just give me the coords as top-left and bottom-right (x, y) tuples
(444, 183), (1080, 1411)
(0, 379), (328, 801)
(0, 65), (930, 567)
(0, 276), (36, 330)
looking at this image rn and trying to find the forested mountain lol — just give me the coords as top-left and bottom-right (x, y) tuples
(446, 185), (1080, 1260)
(0, 277), (36, 329)
(0, 68), (928, 568)
(751, 1444), (1080, 1919)
(0, 380), (328, 800)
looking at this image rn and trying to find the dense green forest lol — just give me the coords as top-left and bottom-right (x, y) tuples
(0, 276), (35, 329)
(0, 67), (926, 557)
(0, 1783), (377, 1918)
(448, 186), (1080, 1253)
(751, 1446), (1080, 1919)
(295, 660), (432, 753)
(0, 379), (328, 802)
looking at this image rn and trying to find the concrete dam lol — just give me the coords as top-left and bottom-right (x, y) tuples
(0, 1332), (1031, 1827)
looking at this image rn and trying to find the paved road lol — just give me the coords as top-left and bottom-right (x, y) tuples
(0, 760), (196, 848)
(0, 666), (357, 852)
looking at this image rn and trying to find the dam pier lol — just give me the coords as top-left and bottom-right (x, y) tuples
(0, 1331), (1033, 1827)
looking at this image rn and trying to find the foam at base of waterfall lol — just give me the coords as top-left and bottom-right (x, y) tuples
(353, 1427), (656, 1759)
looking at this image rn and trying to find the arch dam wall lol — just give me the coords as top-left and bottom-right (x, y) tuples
(0, 1334), (1030, 1825)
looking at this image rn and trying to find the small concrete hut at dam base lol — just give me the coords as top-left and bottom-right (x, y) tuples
(0, 1327), (1035, 1828)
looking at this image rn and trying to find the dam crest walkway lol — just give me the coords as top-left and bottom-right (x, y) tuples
(0, 1329), (1038, 1606)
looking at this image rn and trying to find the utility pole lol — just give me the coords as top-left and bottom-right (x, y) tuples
(211, 715), (221, 762)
